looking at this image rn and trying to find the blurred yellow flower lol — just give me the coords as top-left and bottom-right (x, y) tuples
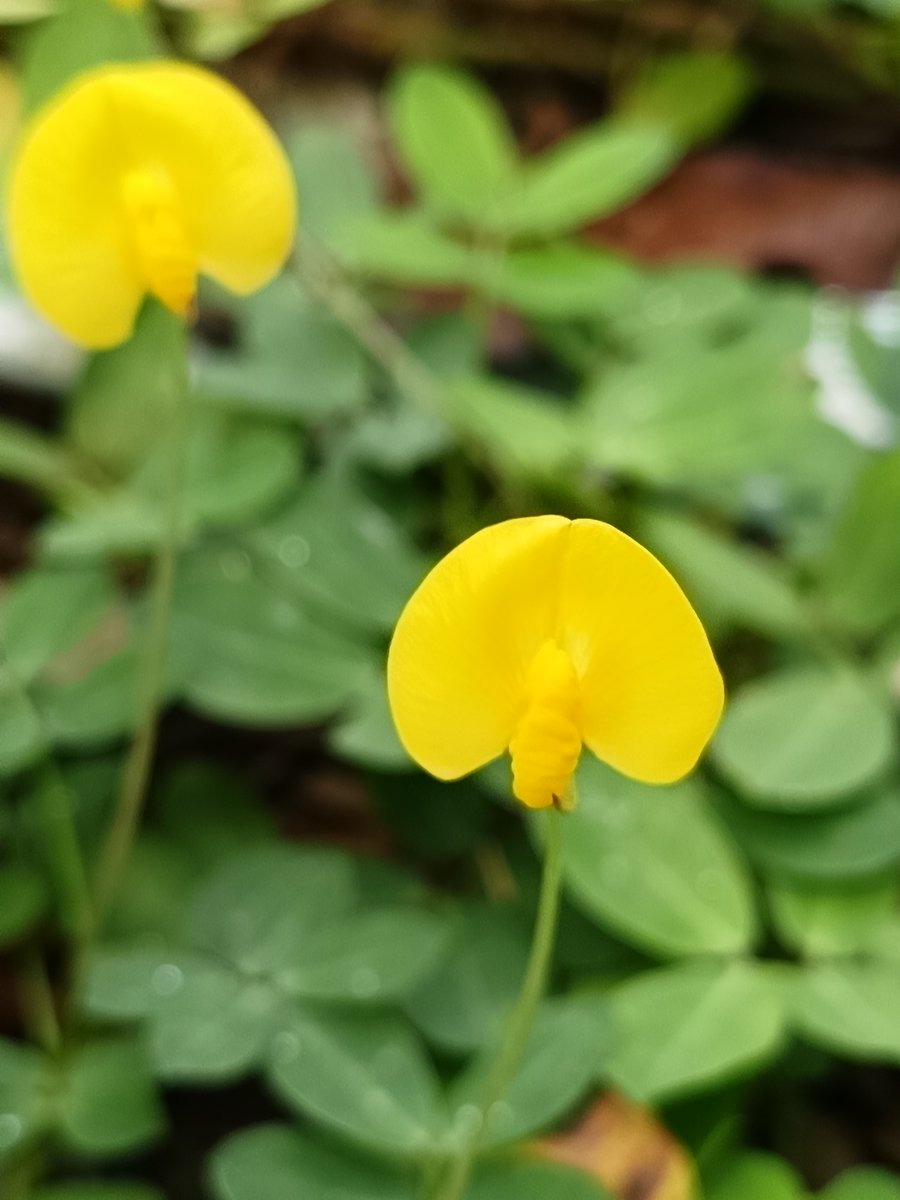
(387, 516), (723, 809)
(7, 61), (295, 348)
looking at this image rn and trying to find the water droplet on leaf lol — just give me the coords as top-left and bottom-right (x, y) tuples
(278, 534), (311, 568)
(0, 1114), (23, 1150)
(151, 963), (184, 996)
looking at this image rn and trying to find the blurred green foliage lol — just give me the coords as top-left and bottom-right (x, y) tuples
(0, 2), (900, 1199)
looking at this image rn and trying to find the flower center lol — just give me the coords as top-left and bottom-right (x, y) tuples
(509, 639), (582, 810)
(121, 164), (196, 318)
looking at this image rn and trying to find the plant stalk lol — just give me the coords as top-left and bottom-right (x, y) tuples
(91, 315), (189, 929)
(432, 806), (565, 1200)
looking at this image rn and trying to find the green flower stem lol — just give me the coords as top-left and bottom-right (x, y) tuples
(91, 313), (189, 929)
(432, 806), (566, 1200)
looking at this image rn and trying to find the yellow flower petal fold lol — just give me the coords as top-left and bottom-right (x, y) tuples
(387, 516), (724, 809)
(7, 61), (296, 348)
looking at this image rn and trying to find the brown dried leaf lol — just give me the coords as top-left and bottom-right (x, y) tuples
(592, 149), (900, 291)
(535, 1091), (698, 1200)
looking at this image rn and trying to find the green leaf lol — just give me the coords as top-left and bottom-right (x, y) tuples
(37, 646), (141, 746)
(557, 759), (756, 957)
(337, 210), (475, 287)
(500, 121), (677, 238)
(150, 956), (278, 1083)
(0, 864), (48, 945)
(608, 263), (761, 348)
(0, 0), (54, 22)
(39, 495), (170, 562)
(34, 1184), (164, 1200)
(276, 906), (454, 1003)
(388, 65), (518, 223)
(847, 307), (900, 418)
(157, 760), (276, 869)
(617, 52), (753, 146)
(0, 677), (47, 776)
(449, 996), (607, 1147)
(716, 786), (900, 881)
(170, 547), (370, 724)
(791, 961), (900, 1062)
(328, 672), (410, 770)
(819, 449), (900, 635)
(180, 11), (266, 60)
(66, 301), (184, 476)
(768, 876), (899, 958)
(286, 125), (379, 245)
(582, 339), (813, 495)
(606, 961), (786, 1102)
(0, 417), (92, 505)
(178, 416), (299, 528)
(636, 508), (810, 640)
(84, 945), (280, 1083)
(466, 1161), (613, 1200)
(46, 413), (299, 561)
(348, 403), (452, 474)
(248, 470), (427, 636)
(267, 1008), (446, 1159)
(713, 667), (896, 807)
(371, 774), (491, 862)
(707, 1153), (806, 1200)
(2, 564), (114, 682)
(405, 902), (531, 1053)
(107, 834), (197, 941)
(198, 275), (366, 421)
(185, 846), (358, 976)
(822, 1168), (900, 1200)
(490, 244), (639, 319)
(59, 1037), (164, 1157)
(20, 0), (159, 114)
(209, 1123), (415, 1200)
(447, 375), (577, 476)
(347, 313), (472, 472)
(0, 1037), (50, 1159)
(83, 944), (171, 1023)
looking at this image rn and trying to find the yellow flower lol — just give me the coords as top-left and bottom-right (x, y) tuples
(387, 516), (723, 809)
(7, 61), (296, 348)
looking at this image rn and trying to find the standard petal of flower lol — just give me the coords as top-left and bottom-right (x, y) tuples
(387, 515), (568, 780)
(114, 62), (296, 294)
(7, 76), (142, 348)
(558, 519), (723, 784)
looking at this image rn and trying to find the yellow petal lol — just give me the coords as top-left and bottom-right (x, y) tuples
(7, 70), (142, 347)
(558, 519), (723, 783)
(388, 515), (723, 791)
(387, 515), (569, 779)
(7, 61), (296, 347)
(112, 62), (296, 295)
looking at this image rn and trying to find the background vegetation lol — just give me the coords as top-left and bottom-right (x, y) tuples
(1, 0), (900, 1197)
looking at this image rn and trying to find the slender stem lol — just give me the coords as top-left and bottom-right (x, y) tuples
(91, 318), (189, 928)
(433, 808), (566, 1200)
(15, 947), (61, 1057)
(293, 235), (446, 418)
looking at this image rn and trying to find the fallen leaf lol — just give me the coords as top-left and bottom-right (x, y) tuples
(535, 1091), (697, 1200)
